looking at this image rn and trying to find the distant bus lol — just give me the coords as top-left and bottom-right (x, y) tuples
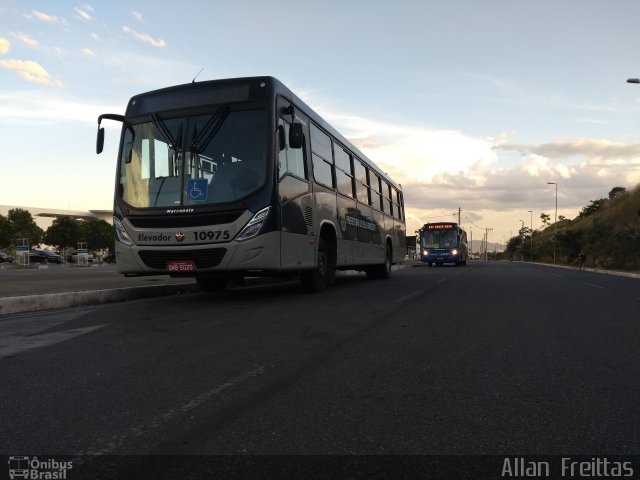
(419, 222), (468, 266)
(96, 76), (406, 292)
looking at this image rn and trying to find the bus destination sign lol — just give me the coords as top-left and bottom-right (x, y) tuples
(427, 224), (455, 230)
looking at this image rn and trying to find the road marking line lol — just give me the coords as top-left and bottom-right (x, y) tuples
(582, 282), (604, 289)
(550, 273), (563, 278)
(0, 324), (109, 359)
(75, 364), (269, 456)
(436, 278), (446, 283)
(394, 291), (423, 303)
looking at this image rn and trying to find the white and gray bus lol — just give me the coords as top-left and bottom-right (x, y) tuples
(97, 76), (405, 292)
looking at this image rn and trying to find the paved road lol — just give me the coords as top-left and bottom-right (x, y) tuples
(1, 261), (638, 478)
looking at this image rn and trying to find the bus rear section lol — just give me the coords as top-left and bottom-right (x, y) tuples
(419, 222), (468, 266)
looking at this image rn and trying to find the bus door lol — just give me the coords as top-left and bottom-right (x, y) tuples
(277, 98), (314, 269)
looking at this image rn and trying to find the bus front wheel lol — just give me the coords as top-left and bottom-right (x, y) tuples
(301, 238), (333, 293)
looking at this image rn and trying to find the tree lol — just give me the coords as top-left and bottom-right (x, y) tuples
(0, 214), (12, 249)
(43, 216), (82, 250)
(81, 219), (114, 251)
(7, 208), (43, 248)
(540, 212), (551, 227)
(578, 198), (607, 218)
(608, 186), (626, 200)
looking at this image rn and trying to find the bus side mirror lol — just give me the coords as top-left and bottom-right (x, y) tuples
(289, 123), (303, 149)
(96, 127), (105, 154)
(278, 125), (286, 151)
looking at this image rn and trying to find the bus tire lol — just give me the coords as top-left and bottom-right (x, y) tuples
(366, 243), (392, 280)
(301, 238), (331, 293)
(197, 275), (228, 292)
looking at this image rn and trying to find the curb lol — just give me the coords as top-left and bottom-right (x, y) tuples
(0, 283), (201, 316)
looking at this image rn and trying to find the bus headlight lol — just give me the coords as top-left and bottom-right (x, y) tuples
(236, 206), (271, 242)
(451, 249), (459, 256)
(114, 216), (135, 246)
(423, 249), (429, 256)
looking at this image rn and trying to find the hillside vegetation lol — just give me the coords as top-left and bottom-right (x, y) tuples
(506, 184), (640, 271)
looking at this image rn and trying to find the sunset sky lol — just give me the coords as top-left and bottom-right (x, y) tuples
(1, 0), (639, 245)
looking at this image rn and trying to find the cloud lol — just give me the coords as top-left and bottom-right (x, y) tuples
(318, 110), (640, 235)
(132, 11), (144, 22)
(122, 26), (166, 47)
(28, 10), (68, 25)
(0, 60), (62, 87)
(0, 90), (122, 125)
(74, 5), (94, 21)
(12, 31), (38, 47)
(0, 37), (10, 54)
(81, 48), (97, 57)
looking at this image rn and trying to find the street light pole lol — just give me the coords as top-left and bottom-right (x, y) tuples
(547, 182), (557, 264)
(528, 210), (533, 262)
(627, 78), (640, 83)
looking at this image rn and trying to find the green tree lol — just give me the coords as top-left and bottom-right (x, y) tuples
(43, 216), (82, 250)
(608, 186), (626, 199)
(81, 219), (114, 251)
(540, 212), (551, 228)
(578, 198), (607, 218)
(7, 208), (43, 248)
(0, 214), (12, 249)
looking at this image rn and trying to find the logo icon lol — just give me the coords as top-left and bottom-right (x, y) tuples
(175, 232), (185, 242)
(8, 457), (29, 479)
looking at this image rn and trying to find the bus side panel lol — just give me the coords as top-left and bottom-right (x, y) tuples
(336, 195), (357, 266)
(354, 202), (373, 261)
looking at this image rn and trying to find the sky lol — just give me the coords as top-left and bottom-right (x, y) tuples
(1, 0), (640, 247)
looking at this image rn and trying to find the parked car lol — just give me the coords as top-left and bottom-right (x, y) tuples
(29, 250), (63, 264)
(0, 251), (14, 263)
(66, 251), (94, 263)
(36, 249), (63, 263)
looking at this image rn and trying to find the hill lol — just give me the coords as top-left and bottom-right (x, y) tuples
(506, 185), (640, 271)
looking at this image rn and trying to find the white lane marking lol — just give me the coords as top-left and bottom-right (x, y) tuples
(394, 291), (423, 303)
(75, 364), (269, 456)
(582, 282), (604, 289)
(0, 324), (109, 359)
(550, 273), (564, 278)
(436, 278), (446, 284)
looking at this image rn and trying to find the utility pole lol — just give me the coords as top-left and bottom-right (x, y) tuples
(458, 206), (461, 225)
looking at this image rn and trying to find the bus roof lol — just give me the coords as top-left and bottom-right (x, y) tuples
(124, 76), (401, 191)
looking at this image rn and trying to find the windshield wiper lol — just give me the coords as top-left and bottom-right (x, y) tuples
(190, 106), (230, 153)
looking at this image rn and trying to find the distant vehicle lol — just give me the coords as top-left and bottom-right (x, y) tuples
(419, 222), (469, 267)
(33, 249), (63, 264)
(67, 251), (94, 263)
(102, 251), (116, 263)
(0, 251), (14, 263)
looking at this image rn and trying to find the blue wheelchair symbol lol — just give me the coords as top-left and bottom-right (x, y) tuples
(187, 179), (208, 201)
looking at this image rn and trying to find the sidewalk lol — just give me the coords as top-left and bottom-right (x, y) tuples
(0, 263), (198, 316)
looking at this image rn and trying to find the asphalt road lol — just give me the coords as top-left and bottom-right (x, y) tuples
(1, 261), (638, 478)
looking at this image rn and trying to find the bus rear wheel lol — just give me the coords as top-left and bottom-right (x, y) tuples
(366, 243), (392, 279)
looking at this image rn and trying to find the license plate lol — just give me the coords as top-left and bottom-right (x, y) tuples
(167, 260), (196, 272)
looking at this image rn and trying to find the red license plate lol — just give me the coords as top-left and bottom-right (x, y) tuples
(167, 260), (196, 272)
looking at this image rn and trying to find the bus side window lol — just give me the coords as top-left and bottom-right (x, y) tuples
(310, 123), (335, 189)
(278, 118), (306, 180)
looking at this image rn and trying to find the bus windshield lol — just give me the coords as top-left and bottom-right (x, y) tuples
(422, 228), (458, 248)
(118, 108), (267, 208)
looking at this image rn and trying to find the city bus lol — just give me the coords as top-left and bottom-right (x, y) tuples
(419, 222), (468, 266)
(96, 76), (406, 292)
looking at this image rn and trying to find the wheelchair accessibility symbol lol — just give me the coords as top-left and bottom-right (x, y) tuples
(187, 179), (208, 201)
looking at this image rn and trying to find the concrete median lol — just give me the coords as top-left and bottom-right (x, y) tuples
(0, 282), (201, 316)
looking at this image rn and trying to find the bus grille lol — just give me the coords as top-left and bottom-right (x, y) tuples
(138, 248), (227, 269)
